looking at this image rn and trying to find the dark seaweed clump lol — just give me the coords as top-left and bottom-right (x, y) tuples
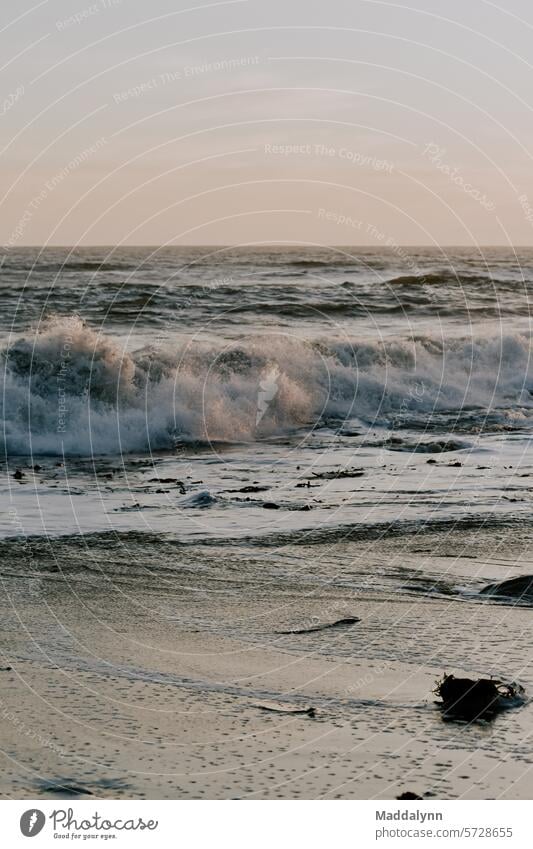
(434, 674), (525, 722)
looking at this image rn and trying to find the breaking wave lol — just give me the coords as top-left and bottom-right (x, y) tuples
(2, 316), (533, 456)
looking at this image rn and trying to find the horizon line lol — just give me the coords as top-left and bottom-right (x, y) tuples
(3, 244), (533, 250)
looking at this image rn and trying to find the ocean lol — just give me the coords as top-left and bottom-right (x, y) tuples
(3, 245), (533, 538)
(2, 246), (533, 799)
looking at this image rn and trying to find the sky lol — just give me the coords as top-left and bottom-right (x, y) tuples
(2, 0), (533, 247)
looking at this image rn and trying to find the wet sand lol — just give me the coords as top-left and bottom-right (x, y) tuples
(0, 528), (532, 800)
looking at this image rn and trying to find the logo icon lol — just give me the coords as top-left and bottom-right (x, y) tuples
(20, 809), (45, 837)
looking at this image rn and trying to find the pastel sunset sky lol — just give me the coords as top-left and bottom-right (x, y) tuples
(2, 0), (533, 246)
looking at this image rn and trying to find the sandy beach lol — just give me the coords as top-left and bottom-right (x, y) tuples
(1, 520), (532, 800)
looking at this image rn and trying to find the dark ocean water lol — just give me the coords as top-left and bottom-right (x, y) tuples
(2, 246), (533, 540)
(2, 245), (533, 333)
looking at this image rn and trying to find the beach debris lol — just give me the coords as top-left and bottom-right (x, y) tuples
(236, 485), (270, 493)
(149, 477), (178, 484)
(397, 791), (423, 800)
(434, 674), (525, 721)
(481, 575), (533, 600)
(278, 616), (360, 635)
(34, 464), (42, 472)
(235, 497), (312, 510)
(148, 477), (186, 493)
(254, 701), (316, 718)
(13, 469), (25, 480)
(311, 468), (364, 480)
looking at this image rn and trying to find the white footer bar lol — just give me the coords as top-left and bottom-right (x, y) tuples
(2, 799), (531, 848)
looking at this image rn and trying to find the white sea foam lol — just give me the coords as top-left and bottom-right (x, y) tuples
(2, 316), (533, 456)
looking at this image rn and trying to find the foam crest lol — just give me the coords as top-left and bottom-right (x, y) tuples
(2, 317), (533, 456)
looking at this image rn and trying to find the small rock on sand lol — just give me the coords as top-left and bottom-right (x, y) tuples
(397, 791), (423, 800)
(481, 575), (533, 599)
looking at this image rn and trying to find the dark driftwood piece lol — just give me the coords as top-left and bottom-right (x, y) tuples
(254, 702), (316, 718)
(278, 617), (360, 635)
